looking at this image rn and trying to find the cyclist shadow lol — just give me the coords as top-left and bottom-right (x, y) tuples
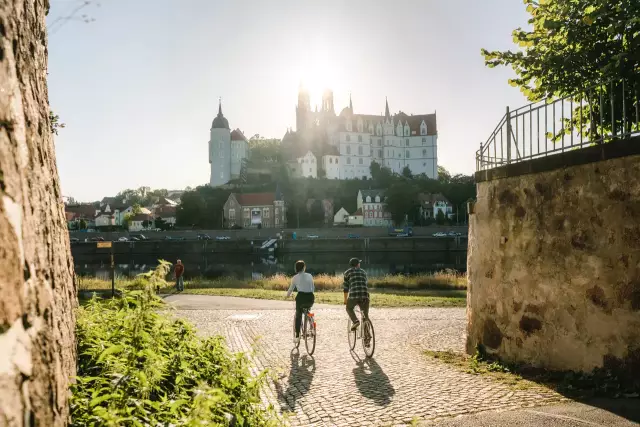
(275, 349), (316, 412)
(351, 356), (395, 406)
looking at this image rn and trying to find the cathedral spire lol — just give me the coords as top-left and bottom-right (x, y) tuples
(349, 92), (353, 111)
(385, 97), (390, 118)
(218, 97), (222, 115)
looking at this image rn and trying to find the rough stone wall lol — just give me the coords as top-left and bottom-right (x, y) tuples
(467, 154), (640, 373)
(0, 1), (77, 426)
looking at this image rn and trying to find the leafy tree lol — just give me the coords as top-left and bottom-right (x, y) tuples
(122, 213), (134, 230)
(437, 166), (452, 184)
(308, 199), (326, 226)
(436, 209), (446, 225)
(482, 0), (640, 138)
(78, 219), (87, 230)
(155, 216), (167, 231)
(385, 181), (418, 225)
(401, 165), (413, 179)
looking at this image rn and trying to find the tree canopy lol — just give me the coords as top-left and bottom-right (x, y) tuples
(482, 0), (640, 101)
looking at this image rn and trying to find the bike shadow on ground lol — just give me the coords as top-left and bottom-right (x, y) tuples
(351, 353), (396, 406)
(274, 348), (316, 412)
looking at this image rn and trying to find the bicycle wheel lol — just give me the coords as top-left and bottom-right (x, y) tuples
(304, 314), (316, 355)
(347, 318), (357, 351)
(362, 318), (375, 358)
(293, 313), (300, 349)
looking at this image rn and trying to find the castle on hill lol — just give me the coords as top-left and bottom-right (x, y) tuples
(282, 87), (438, 180)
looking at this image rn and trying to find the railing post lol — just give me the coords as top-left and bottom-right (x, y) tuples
(478, 142), (482, 170)
(505, 106), (512, 164)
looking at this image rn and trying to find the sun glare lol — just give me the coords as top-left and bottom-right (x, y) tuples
(297, 46), (342, 108)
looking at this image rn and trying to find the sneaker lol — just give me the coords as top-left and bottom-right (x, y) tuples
(350, 321), (360, 331)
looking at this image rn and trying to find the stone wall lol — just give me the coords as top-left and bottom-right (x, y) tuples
(467, 144), (640, 374)
(0, 1), (77, 425)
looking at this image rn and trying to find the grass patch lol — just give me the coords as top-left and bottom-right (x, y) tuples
(78, 270), (467, 292)
(72, 261), (279, 426)
(425, 348), (640, 398)
(183, 288), (467, 308)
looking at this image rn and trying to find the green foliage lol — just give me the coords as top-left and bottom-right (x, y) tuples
(481, 0), (639, 101)
(401, 165), (413, 179)
(115, 188), (171, 207)
(435, 209), (446, 225)
(155, 216), (167, 231)
(248, 136), (282, 163)
(50, 110), (65, 135)
(71, 261), (278, 426)
(78, 219), (87, 230)
(385, 181), (419, 225)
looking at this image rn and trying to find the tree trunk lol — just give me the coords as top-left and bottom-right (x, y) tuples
(0, 1), (77, 426)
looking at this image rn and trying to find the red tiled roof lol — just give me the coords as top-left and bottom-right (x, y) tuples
(231, 129), (247, 141)
(234, 193), (276, 206)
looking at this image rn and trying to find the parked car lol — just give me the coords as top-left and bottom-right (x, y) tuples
(69, 237), (79, 243)
(215, 236), (231, 241)
(90, 236), (105, 242)
(130, 234), (148, 240)
(432, 232), (447, 237)
(396, 233), (409, 238)
(197, 234), (211, 240)
(164, 236), (173, 240)
(130, 236), (140, 241)
(307, 234), (319, 239)
(117, 237), (129, 242)
(347, 233), (360, 239)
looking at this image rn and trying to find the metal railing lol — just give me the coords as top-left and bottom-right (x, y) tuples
(476, 74), (640, 171)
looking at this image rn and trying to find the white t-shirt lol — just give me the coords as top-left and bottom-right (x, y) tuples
(286, 272), (315, 297)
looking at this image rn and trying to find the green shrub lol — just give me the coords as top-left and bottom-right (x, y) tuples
(71, 260), (279, 426)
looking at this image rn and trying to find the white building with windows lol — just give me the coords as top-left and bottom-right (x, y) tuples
(357, 189), (393, 227)
(284, 89), (438, 180)
(209, 100), (249, 187)
(288, 150), (317, 178)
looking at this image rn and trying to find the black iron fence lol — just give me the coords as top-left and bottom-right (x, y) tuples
(477, 74), (640, 171)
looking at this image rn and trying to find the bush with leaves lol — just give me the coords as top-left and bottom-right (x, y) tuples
(71, 260), (279, 426)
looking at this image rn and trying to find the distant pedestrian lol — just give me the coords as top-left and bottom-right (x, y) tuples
(175, 259), (185, 291)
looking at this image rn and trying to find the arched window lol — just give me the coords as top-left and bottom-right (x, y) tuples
(366, 196), (371, 203)
(375, 196), (380, 203)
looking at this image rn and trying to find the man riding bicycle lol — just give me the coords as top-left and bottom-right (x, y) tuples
(286, 260), (315, 344)
(343, 257), (369, 332)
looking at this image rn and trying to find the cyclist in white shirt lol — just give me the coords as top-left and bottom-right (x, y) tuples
(286, 260), (315, 343)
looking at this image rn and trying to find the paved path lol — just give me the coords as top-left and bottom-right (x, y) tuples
(173, 295), (576, 426)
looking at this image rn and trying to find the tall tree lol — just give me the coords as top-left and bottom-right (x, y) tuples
(482, 0), (640, 138)
(385, 181), (418, 225)
(1, 1), (76, 425)
(401, 165), (413, 179)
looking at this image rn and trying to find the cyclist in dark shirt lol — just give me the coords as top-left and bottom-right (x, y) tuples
(343, 258), (370, 331)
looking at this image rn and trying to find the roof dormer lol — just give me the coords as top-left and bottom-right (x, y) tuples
(396, 121), (403, 136)
(404, 121), (410, 136)
(420, 120), (428, 135)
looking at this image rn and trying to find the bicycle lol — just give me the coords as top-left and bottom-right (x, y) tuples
(347, 306), (375, 358)
(293, 307), (316, 355)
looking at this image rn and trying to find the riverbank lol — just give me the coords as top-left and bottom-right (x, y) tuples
(78, 271), (467, 291)
(79, 271), (467, 308)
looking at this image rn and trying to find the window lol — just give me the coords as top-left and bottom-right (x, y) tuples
(366, 196), (371, 203)
(244, 208), (250, 218)
(309, 168), (312, 174)
(347, 158), (351, 165)
(275, 207), (279, 214)
(423, 149), (427, 156)
(229, 209), (236, 220)
(358, 146), (363, 155)
(359, 158), (363, 165)
(378, 149), (382, 157)
(406, 150), (410, 158)
(422, 137), (427, 143)
(358, 135), (362, 142)
(346, 135), (351, 142)
(406, 139), (409, 146)
(275, 217), (279, 225)
(329, 158), (332, 164)
(263, 209), (270, 218)
(347, 146), (351, 154)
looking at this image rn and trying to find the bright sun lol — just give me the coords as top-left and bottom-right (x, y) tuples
(297, 46), (342, 108)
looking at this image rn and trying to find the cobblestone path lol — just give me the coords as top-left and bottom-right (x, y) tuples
(177, 307), (566, 426)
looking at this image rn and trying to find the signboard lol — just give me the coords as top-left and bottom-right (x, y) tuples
(96, 241), (112, 249)
(251, 209), (262, 225)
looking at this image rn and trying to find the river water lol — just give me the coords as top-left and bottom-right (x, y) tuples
(74, 251), (467, 281)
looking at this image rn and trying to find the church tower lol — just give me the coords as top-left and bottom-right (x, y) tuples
(209, 99), (231, 187)
(296, 85), (311, 131)
(322, 89), (334, 114)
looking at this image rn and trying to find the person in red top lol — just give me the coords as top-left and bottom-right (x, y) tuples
(174, 259), (185, 291)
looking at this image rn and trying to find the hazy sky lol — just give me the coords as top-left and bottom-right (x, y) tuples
(48, 0), (530, 202)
